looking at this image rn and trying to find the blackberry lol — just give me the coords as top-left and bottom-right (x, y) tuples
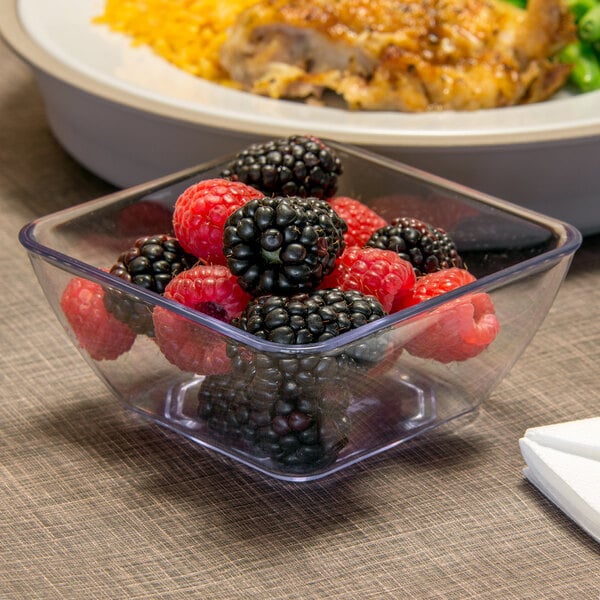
(233, 288), (389, 368)
(197, 288), (389, 472)
(220, 135), (343, 199)
(365, 217), (464, 276)
(104, 234), (197, 336)
(197, 354), (351, 473)
(223, 195), (347, 295)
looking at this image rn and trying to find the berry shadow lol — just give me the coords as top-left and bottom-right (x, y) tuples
(31, 394), (484, 548)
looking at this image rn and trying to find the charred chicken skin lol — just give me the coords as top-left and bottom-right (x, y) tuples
(220, 0), (576, 111)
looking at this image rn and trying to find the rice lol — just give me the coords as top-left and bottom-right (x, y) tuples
(93, 0), (260, 84)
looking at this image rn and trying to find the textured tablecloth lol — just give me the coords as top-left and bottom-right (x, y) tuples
(1, 37), (599, 600)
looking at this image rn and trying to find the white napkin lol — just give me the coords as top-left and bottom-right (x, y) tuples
(519, 417), (600, 544)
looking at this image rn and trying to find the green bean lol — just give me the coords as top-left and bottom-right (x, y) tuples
(579, 4), (600, 42)
(566, 0), (599, 22)
(502, 0), (527, 7)
(560, 41), (600, 91)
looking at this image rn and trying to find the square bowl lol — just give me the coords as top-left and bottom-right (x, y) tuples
(19, 141), (581, 482)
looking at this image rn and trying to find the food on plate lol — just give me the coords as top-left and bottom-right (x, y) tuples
(94, 0), (260, 83)
(521, 0), (600, 92)
(220, 0), (576, 110)
(577, 2), (600, 41)
(96, 0), (582, 111)
(559, 0), (600, 91)
(559, 39), (600, 90)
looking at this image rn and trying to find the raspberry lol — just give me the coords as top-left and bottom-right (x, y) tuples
(172, 178), (261, 265)
(60, 276), (136, 361)
(153, 264), (252, 374)
(401, 267), (478, 309)
(321, 246), (415, 313)
(403, 269), (500, 362)
(328, 196), (388, 247)
(405, 294), (499, 362)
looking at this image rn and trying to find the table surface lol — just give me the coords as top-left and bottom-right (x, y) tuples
(1, 36), (599, 600)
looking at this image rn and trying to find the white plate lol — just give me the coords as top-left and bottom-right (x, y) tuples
(2, 0), (600, 232)
(15, 0), (600, 146)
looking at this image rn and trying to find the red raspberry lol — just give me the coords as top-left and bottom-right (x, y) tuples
(321, 246), (415, 313)
(328, 196), (388, 247)
(402, 267), (476, 308)
(173, 178), (261, 265)
(60, 276), (136, 361)
(153, 264), (252, 374)
(403, 269), (500, 362)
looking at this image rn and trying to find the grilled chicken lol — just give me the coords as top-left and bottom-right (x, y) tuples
(220, 0), (576, 111)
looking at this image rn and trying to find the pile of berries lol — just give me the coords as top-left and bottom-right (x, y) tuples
(60, 134), (500, 471)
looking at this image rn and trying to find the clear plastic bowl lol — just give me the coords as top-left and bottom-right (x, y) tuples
(19, 142), (581, 482)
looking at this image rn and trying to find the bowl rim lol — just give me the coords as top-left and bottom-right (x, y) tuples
(18, 142), (583, 355)
(3, 0), (600, 147)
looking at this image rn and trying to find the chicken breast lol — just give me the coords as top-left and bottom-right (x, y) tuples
(220, 0), (576, 111)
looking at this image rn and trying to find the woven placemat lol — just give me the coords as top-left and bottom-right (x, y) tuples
(1, 38), (599, 600)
